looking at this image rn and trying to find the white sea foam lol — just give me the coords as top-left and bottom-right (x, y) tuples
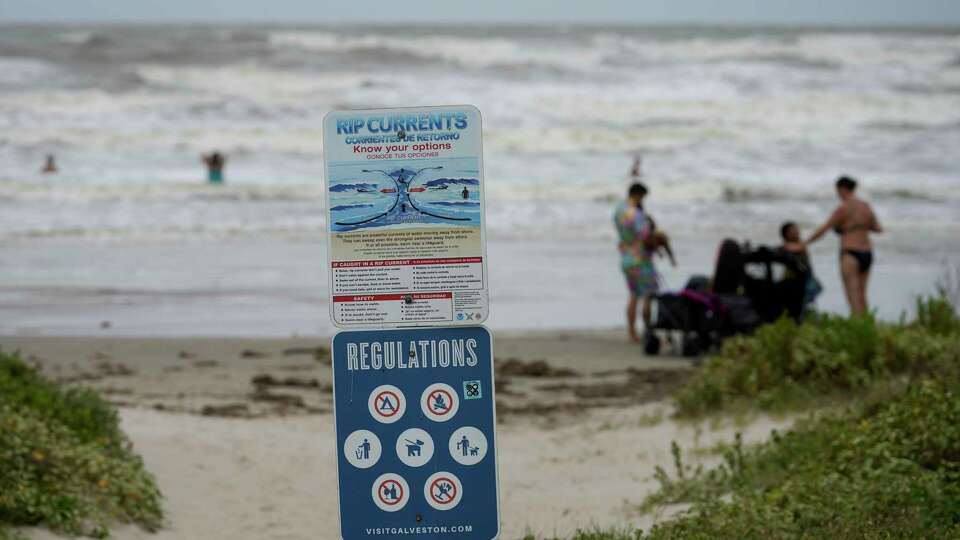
(0, 25), (957, 244)
(269, 30), (605, 73)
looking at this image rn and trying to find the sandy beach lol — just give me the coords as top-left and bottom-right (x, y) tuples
(4, 332), (793, 539)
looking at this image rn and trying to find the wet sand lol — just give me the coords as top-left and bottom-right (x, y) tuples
(3, 234), (952, 338)
(6, 333), (791, 539)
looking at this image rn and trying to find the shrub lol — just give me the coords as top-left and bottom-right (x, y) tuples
(914, 295), (960, 336)
(642, 380), (960, 539)
(674, 297), (960, 416)
(0, 351), (163, 538)
(0, 357), (122, 449)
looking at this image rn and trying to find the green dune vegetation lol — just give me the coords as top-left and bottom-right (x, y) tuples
(673, 295), (960, 417)
(0, 352), (163, 540)
(550, 295), (960, 540)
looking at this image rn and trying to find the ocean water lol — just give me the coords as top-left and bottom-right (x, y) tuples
(1, 24), (958, 335)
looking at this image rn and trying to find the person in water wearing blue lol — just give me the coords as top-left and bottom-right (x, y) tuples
(614, 182), (659, 343)
(803, 176), (882, 315)
(202, 151), (226, 184)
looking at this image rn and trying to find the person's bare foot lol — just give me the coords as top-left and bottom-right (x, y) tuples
(628, 331), (641, 344)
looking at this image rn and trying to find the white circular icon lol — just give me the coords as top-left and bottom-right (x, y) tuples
(372, 473), (410, 512)
(368, 384), (406, 424)
(423, 471), (463, 511)
(420, 383), (459, 422)
(395, 428), (434, 467)
(343, 429), (381, 469)
(448, 426), (488, 465)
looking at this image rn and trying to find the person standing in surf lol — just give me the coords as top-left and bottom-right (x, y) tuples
(202, 151), (226, 184)
(629, 155), (642, 180)
(803, 176), (882, 315)
(41, 154), (58, 174)
(614, 182), (659, 343)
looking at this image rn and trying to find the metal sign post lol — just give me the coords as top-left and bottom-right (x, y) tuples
(324, 105), (499, 540)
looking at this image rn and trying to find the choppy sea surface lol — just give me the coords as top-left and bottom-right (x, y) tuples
(1, 24), (958, 334)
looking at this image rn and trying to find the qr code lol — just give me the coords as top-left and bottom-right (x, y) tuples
(462, 380), (482, 400)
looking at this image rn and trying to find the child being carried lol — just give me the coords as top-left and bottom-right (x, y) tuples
(646, 215), (677, 267)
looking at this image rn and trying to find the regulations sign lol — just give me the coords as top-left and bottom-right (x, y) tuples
(332, 326), (499, 540)
(323, 106), (488, 328)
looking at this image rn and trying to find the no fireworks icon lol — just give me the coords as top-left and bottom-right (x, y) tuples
(424, 471), (463, 511)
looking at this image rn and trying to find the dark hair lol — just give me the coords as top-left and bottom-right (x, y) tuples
(628, 182), (648, 198)
(713, 239), (744, 294)
(836, 176), (857, 191)
(780, 221), (796, 240)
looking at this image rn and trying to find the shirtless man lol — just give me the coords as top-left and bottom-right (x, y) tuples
(803, 176), (882, 315)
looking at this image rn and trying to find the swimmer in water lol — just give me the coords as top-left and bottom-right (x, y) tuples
(461, 186), (469, 199)
(629, 155), (642, 179)
(41, 154), (58, 174)
(202, 151), (226, 184)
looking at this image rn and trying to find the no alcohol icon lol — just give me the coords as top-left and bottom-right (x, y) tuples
(372, 473), (409, 512)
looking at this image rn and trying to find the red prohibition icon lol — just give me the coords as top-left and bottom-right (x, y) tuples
(427, 389), (454, 415)
(429, 477), (457, 504)
(378, 479), (405, 506)
(374, 390), (401, 418)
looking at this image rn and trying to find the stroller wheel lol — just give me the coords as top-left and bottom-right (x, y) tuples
(681, 333), (701, 357)
(644, 332), (661, 355)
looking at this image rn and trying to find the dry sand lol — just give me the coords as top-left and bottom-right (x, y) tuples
(4, 332), (793, 539)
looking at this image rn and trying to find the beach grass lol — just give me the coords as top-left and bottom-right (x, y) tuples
(638, 378), (960, 539)
(546, 374), (960, 539)
(627, 296), (960, 538)
(532, 297), (960, 539)
(673, 295), (960, 417)
(0, 351), (163, 538)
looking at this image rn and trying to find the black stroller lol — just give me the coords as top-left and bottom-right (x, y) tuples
(644, 239), (813, 356)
